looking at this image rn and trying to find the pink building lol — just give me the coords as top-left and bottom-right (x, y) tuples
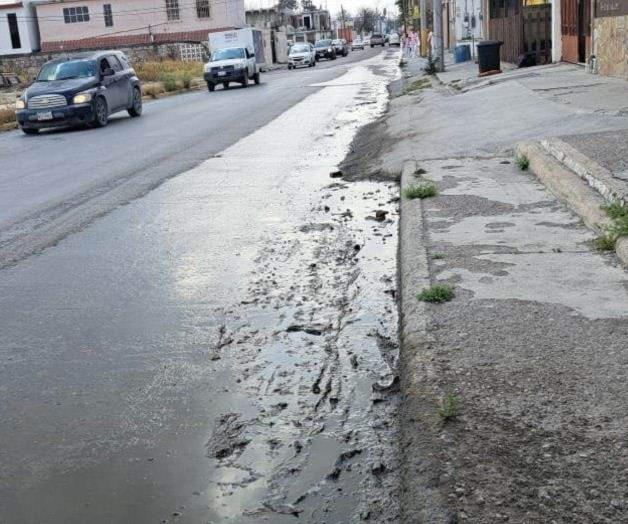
(32, 0), (245, 52)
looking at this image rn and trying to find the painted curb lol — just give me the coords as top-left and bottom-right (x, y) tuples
(516, 141), (628, 267)
(398, 160), (452, 523)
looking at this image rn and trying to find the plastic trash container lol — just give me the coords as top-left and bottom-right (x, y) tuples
(477, 40), (502, 74)
(454, 45), (471, 63)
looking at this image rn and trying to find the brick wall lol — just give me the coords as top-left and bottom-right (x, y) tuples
(594, 15), (628, 79)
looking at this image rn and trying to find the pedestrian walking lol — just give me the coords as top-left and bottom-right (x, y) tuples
(404, 32), (413, 58)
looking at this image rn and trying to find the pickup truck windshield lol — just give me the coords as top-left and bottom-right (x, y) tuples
(211, 48), (245, 61)
(37, 60), (95, 81)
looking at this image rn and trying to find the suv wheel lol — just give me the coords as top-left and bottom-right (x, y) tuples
(128, 87), (142, 117)
(207, 82), (215, 92)
(22, 128), (39, 135)
(223, 82), (229, 89)
(92, 97), (108, 128)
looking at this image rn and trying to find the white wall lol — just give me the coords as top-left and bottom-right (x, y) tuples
(0, 5), (39, 55)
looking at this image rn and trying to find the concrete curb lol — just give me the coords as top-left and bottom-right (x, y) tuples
(540, 137), (627, 205)
(398, 160), (452, 523)
(516, 141), (628, 267)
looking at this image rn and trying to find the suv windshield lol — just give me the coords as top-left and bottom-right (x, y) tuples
(37, 60), (95, 81)
(315, 40), (332, 47)
(290, 44), (310, 54)
(211, 48), (245, 61)
(332, 39), (341, 45)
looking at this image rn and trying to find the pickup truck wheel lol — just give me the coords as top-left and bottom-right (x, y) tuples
(242, 71), (249, 88)
(254, 71), (260, 84)
(207, 82), (215, 92)
(223, 82), (229, 89)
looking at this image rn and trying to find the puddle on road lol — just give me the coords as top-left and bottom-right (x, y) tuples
(188, 55), (402, 523)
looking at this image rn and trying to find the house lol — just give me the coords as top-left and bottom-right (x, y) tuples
(32, 0), (245, 52)
(287, 7), (331, 43)
(245, 6), (290, 63)
(1, 0), (40, 55)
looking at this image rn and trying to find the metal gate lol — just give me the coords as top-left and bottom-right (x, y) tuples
(561, 0), (590, 62)
(523, 4), (552, 64)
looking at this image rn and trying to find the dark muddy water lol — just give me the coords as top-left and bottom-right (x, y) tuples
(0, 53), (401, 523)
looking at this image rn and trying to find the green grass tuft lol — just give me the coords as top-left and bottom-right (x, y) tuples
(602, 202), (628, 238)
(404, 182), (438, 199)
(417, 284), (454, 303)
(403, 77), (431, 94)
(431, 253), (445, 260)
(594, 235), (616, 251)
(438, 393), (459, 420)
(515, 154), (530, 171)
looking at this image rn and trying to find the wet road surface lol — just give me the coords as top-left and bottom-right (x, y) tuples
(0, 47), (382, 269)
(0, 50), (401, 523)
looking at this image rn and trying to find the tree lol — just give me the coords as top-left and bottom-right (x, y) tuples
(354, 7), (376, 34)
(278, 0), (298, 11)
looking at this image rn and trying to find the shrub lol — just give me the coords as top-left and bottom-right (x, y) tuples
(181, 73), (192, 89)
(142, 82), (164, 99)
(515, 154), (530, 171)
(134, 60), (203, 83)
(161, 74), (177, 92)
(0, 107), (16, 126)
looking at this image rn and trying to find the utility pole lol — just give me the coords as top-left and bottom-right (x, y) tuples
(420, 0), (427, 56)
(432, 0), (444, 71)
(340, 4), (346, 29)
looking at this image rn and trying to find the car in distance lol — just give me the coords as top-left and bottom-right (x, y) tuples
(15, 51), (141, 135)
(314, 39), (337, 60)
(331, 39), (349, 57)
(370, 33), (386, 47)
(288, 43), (316, 68)
(389, 32), (401, 46)
(351, 37), (365, 50)
(204, 46), (260, 91)
(362, 36), (371, 46)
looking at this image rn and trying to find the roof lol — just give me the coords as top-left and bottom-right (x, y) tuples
(0, 1), (24, 8)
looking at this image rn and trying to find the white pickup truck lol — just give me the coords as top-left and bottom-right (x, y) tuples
(203, 47), (261, 91)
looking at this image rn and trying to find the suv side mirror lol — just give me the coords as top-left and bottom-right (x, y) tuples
(102, 67), (115, 77)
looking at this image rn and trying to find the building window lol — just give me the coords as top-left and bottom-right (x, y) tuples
(165, 0), (180, 20)
(7, 13), (21, 49)
(196, 0), (211, 18)
(63, 6), (90, 23)
(103, 4), (113, 26)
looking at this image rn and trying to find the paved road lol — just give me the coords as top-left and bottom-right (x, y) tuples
(0, 47), (383, 268)
(0, 49), (401, 523)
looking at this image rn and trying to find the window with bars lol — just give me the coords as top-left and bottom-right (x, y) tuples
(165, 0), (180, 20)
(63, 6), (90, 23)
(196, 0), (211, 18)
(103, 4), (113, 26)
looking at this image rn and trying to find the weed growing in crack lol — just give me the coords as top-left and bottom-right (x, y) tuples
(404, 182), (437, 199)
(438, 393), (459, 421)
(431, 253), (445, 260)
(417, 284), (454, 303)
(515, 154), (530, 171)
(603, 202), (628, 238)
(594, 234), (616, 251)
(403, 78), (431, 95)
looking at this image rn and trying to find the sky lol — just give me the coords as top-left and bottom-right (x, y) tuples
(244, 0), (399, 20)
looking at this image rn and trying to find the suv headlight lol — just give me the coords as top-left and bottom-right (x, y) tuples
(15, 99), (25, 110)
(73, 92), (93, 104)
(328, 47), (333, 52)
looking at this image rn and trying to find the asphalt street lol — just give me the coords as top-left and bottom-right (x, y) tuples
(0, 48), (401, 523)
(0, 46), (383, 268)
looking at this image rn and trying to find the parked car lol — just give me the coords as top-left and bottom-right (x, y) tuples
(363, 36), (371, 46)
(389, 32), (401, 46)
(15, 51), (142, 135)
(288, 43), (316, 69)
(203, 46), (260, 91)
(332, 39), (349, 57)
(351, 37), (365, 50)
(370, 33), (386, 47)
(314, 39), (337, 60)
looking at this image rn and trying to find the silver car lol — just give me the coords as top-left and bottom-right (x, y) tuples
(288, 43), (316, 69)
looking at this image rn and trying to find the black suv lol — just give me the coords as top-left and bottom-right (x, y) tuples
(16, 50), (142, 135)
(331, 39), (349, 57)
(314, 39), (337, 60)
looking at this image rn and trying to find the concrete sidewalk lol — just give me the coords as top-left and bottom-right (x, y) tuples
(347, 54), (628, 522)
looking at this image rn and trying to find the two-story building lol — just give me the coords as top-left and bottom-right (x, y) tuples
(1, 0), (40, 55)
(32, 0), (245, 52)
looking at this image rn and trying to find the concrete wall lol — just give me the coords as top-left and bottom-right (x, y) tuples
(551, 0), (562, 62)
(1, 4), (40, 55)
(593, 14), (628, 78)
(35, 0), (245, 50)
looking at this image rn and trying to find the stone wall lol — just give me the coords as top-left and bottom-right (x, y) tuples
(594, 15), (628, 79)
(0, 43), (207, 81)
